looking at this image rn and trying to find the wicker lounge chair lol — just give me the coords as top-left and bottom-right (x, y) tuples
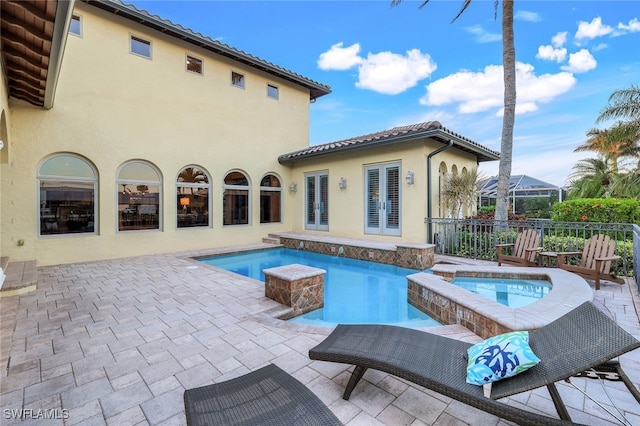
(496, 228), (541, 267)
(556, 234), (625, 290)
(183, 364), (341, 426)
(309, 302), (639, 426)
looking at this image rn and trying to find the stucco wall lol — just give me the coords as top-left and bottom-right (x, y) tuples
(287, 139), (480, 244)
(1, 3), (312, 265)
(0, 65), (11, 261)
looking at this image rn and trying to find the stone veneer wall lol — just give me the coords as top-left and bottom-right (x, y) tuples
(279, 237), (434, 270)
(264, 264), (325, 316)
(408, 279), (512, 339)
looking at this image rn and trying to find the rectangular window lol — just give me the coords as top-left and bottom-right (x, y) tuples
(186, 55), (203, 74)
(231, 71), (245, 88)
(69, 14), (82, 36)
(267, 84), (279, 99)
(130, 35), (151, 58)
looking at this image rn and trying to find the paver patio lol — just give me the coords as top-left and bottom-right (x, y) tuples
(1, 244), (639, 425)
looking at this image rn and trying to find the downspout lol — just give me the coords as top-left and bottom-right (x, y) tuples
(427, 139), (454, 244)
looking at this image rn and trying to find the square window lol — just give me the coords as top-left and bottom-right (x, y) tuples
(69, 14), (82, 36)
(130, 35), (151, 58)
(231, 71), (245, 88)
(267, 84), (279, 99)
(186, 55), (203, 74)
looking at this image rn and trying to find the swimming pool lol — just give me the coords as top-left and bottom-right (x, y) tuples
(199, 248), (441, 327)
(450, 276), (552, 308)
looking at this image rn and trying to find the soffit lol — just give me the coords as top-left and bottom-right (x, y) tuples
(1, 0), (58, 107)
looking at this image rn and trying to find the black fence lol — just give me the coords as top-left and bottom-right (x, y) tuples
(426, 218), (634, 278)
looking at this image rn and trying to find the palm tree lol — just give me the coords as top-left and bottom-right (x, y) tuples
(391, 0), (516, 224)
(596, 84), (640, 138)
(577, 123), (640, 174)
(567, 157), (613, 198)
(441, 168), (481, 218)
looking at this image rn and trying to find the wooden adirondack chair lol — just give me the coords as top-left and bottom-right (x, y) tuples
(556, 234), (625, 290)
(495, 229), (541, 267)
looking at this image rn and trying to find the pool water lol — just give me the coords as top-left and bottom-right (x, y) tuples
(450, 276), (552, 308)
(199, 248), (441, 328)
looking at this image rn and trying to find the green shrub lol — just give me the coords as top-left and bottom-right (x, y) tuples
(552, 198), (640, 224)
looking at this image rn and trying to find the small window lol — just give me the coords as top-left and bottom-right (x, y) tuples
(186, 55), (203, 74)
(231, 71), (245, 88)
(69, 14), (82, 36)
(260, 174), (282, 223)
(267, 84), (279, 100)
(223, 171), (250, 225)
(130, 35), (151, 58)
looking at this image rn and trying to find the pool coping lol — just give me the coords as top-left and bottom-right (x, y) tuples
(408, 264), (594, 338)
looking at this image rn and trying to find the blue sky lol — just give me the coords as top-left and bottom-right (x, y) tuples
(127, 1), (639, 187)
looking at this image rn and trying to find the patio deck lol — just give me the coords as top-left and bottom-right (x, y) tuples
(0, 245), (639, 425)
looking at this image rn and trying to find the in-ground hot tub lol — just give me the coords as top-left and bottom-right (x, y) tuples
(408, 264), (593, 338)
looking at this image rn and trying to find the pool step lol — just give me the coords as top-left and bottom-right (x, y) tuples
(262, 234), (281, 245)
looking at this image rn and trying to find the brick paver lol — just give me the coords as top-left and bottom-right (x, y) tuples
(0, 247), (638, 425)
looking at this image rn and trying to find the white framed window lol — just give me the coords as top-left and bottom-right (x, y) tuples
(186, 54), (203, 75)
(260, 174), (282, 223)
(223, 171), (250, 225)
(267, 84), (279, 100)
(231, 71), (245, 88)
(130, 34), (152, 59)
(117, 161), (162, 231)
(69, 14), (82, 37)
(177, 165), (211, 228)
(37, 154), (97, 236)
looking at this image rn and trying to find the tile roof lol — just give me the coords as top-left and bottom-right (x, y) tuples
(83, 0), (331, 100)
(278, 121), (501, 163)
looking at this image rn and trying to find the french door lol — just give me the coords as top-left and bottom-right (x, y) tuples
(305, 172), (329, 231)
(365, 163), (401, 236)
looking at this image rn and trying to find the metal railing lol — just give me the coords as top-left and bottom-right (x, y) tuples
(426, 218), (635, 277)
(634, 224), (640, 290)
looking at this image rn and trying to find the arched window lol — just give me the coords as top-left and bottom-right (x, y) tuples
(177, 166), (210, 228)
(37, 154), (97, 235)
(260, 174), (282, 223)
(223, 171), (249, 225)
(117, 161), (162, 231)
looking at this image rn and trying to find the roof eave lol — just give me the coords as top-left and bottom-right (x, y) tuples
(44, 0), (76, 109)
(279, 129), (500, 164)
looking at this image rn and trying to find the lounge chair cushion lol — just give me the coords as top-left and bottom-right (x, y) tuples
(466, 331), (540, 385)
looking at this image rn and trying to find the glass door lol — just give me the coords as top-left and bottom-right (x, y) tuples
(365, 163), (401, 236)
(305, 172), (329, 231)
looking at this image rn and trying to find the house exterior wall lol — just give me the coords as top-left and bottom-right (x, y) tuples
(287, 139), (480, 244)
(0, 71), (10, 261)
(1, 2), (311, 266)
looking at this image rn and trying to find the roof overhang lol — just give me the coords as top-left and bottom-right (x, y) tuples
(0, 0), (76, 109)
(278, 124), (501, 164)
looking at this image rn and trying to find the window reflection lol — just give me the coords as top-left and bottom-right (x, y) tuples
(118, 161), (161, 231)
(38, 155), (97, 235)
(177, 166), (210, 228)
(223, 171), (249, 225)
(260, 174), (281, 223)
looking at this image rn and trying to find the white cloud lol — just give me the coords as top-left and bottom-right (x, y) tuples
(561, 49), (597, 73)
(575, 17), (613, 41)
(536, 45), (567, 62)
(464, 25), (502, 43)
(355, 49), (438, 95)
(318, 43), (437, 95)
(592, 43), (608, 52)
(317, 42), (362, 70)
(552, 32), (568, 48)
(421, 62), (576, 116)
(515, 10), (541, 22)
(618, 17), (640, 32)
